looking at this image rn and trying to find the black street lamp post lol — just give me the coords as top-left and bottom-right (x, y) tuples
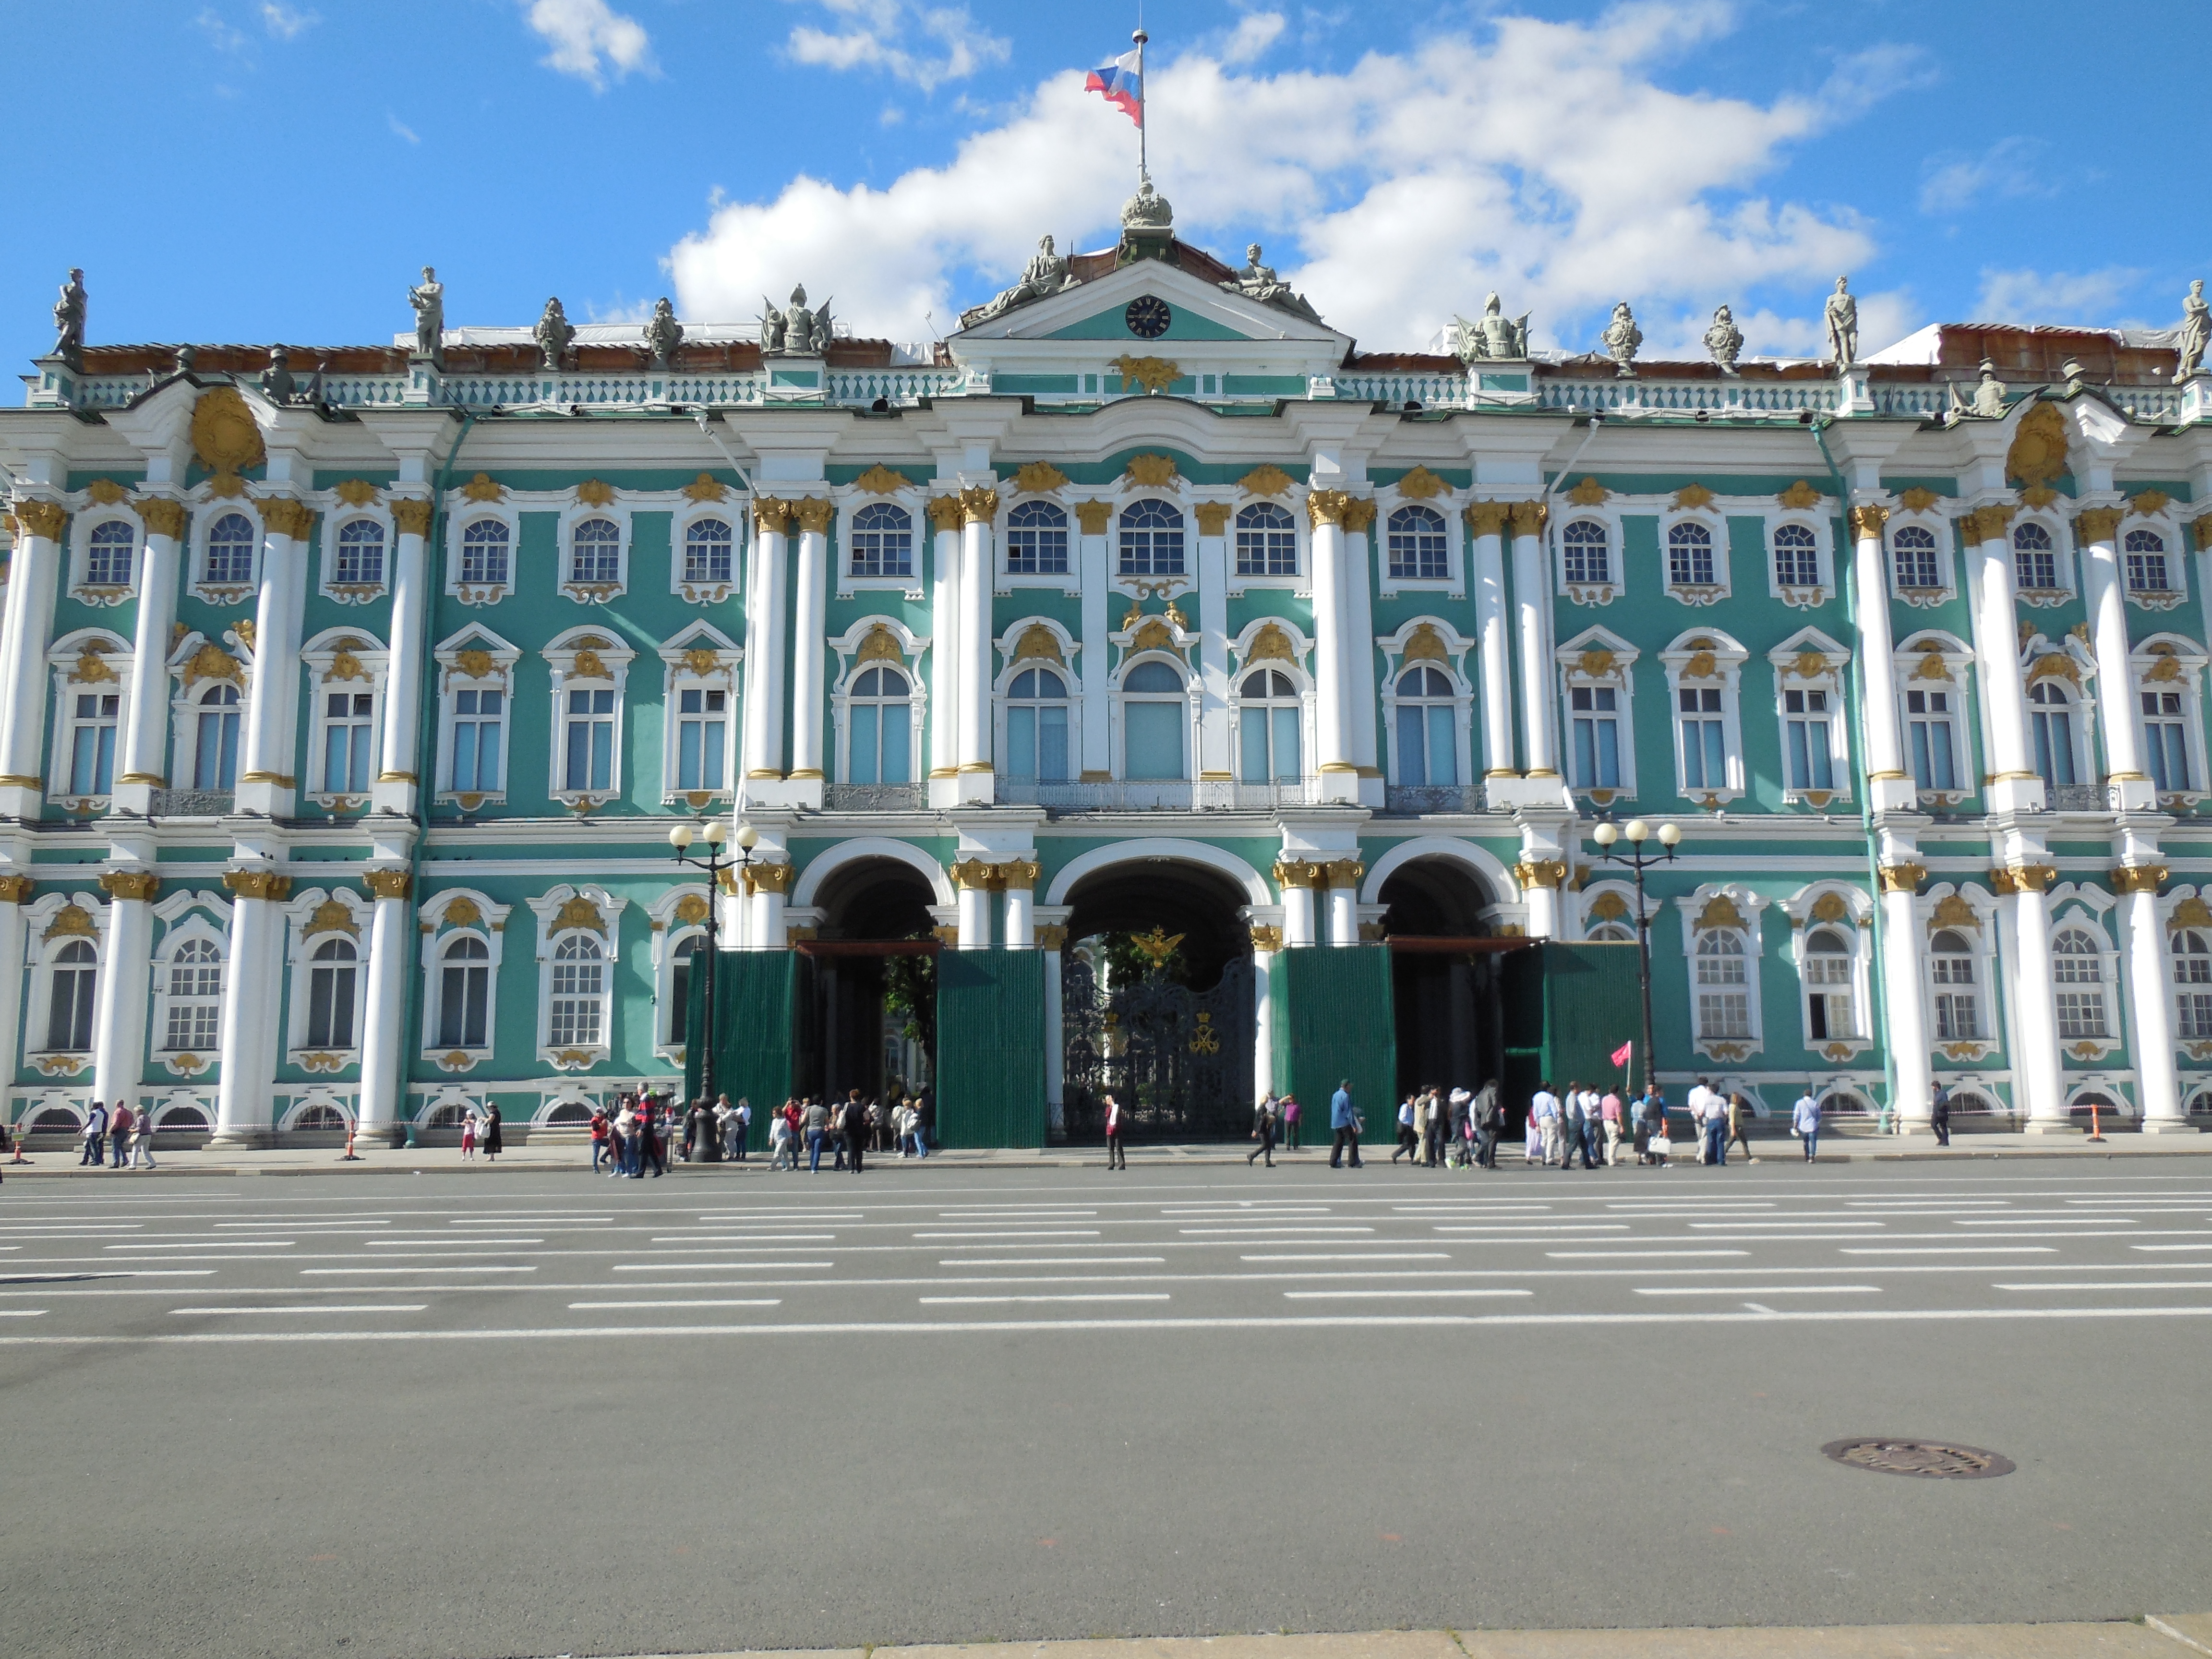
(1586, 816), (1682, 1100)
(668, 817), (758, 1161)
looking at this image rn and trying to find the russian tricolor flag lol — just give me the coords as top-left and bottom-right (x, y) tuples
(1086, 48), (1142, 126)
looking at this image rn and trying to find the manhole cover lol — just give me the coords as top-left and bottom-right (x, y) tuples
(1822, 1438), (2015, 1479)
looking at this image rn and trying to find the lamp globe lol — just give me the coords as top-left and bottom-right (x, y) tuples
(1656, 821), (1682, 848)
(702, 819), (728, 845)
(1592, 821), (1619, 847)
(1624, 818), (1650, 843)
(668, 824), (696, 849)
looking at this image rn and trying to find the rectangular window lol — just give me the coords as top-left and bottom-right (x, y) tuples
(1695, 990), (1751, 1039)
(549, 962), (603, 1048)
(675, 687), (727, 791)
(1124, 701), (1185, 781)
(2127, 551), (2171, 592)
(564, 688), (616, 792)
(2179, 993), (2212, 1041)
(68, 693), (120, 795)
(1569, 685), (1620, 789)
(1006, 521), (1070, 575)
(2142, 691), (2192, 792)
(1906, 689), (1959, 792)
(306, 959), (357, 1049)
(2055, 990), (2107, 1041)
(449, 688), (505, 793)
(2017, 547), (2058, 590)
(1236, 523), (1298, 577)
(1783, 688), (1834, 792)
(47, 962), (96, 1051)
(1804, 958), (1856, 1039)
(164, 952), (222, 1050)
(1677, 687), (1728, 791)
(1934, 990), (1980, 1042)
(1008, 705), (1070, 783)
(1394, 705), (1455, 786)
(322, 692), (375, 794)
(439, 962), (489, 1048)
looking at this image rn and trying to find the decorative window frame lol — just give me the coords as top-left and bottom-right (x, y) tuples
(1223, 482), (1311, 600)
(1551, 505), (1623, 607)
(445, 497), (518, 607)
(149, 890), (232, 1078)
(1377, 617), (1474, 790)
(657, 624), (744, 809)
(20, 891), (108, 1078)
(542, 627), (635, 811)
(2120, 495), (2188, 611)
(647, 884), (715, 1066)
(1674, 883), (1768, 1062)
(165, 628), (252, 800)
(1766, 629), (1853, 807)
(670, 496), (744, 605)
(432, 625), (521, 809)
(528, 885), (629, 1073)
(1893, 631), (1979, 811)
(1763, 503), (1834, 610)
(1920, 885), (2001, 1064)
(1574, 877), (1650, 943)
(557, 494), (632, 605)
(418, 888), (511, 1073)
(69, 508), (139, 607)
(2021, 634), (2100, 793)
(1110, 490), (1194, 591)
(1778, 884), (1874, 1063)
(2046, 886), (2123, 1064)
(2009, 505), (2075, 608)
(2159, 887), (2212, 1066)
(320, 506), (393, 605)
(1658, 628), (1749, 809)
(836, 490), (925, 600)
(1659, 499), (1730, 606)
(830, 617), (933, 789)
(1110, 648), (1200, 784)
(991, 616), (1081, 779)
(300, 628), (389, 810)
(998, 489), (1083, 596)
(1554, 625), (1641, 807)
(1376, 493), (1463, 600)
(278, 1091), (357, 1134)
(1886, 504), (1957, 607)
(2130, 634), (2210, 811)
(190, 498), (263, 605)
(283, 886), (373, 1073)
(44, 629), (136, 809)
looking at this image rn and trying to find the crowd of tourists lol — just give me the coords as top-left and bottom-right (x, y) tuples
(588, 1086), (936, 1176)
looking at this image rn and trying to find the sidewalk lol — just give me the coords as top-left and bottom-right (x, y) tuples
(617, 1620), (2212, 1659)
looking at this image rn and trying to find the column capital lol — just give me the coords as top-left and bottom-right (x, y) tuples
(1506, 499), (1548, 536)
(1875, 862), (1926, 893)
(256, 496), (316, 541)
(222, 869), (292, 902)
(1249, 923), (1285, 953)
(739, 861), (795, 896)
(390, 497), (434, 538)
(1960, 504), (2015, 545)
(1848, 504), (1889, 540)
(751, 497), (794, 534)
(364, 869), (413, 900)
(1341, 498), (1376, 534)
(2193, 512), (2212, 553)
(13, 498), (67, 541)
(1074, 499), (1112, 535)
(133, 496), (187, 540)
(996, 858), (1040, 891)
(950, 856), (999, 890)
(1462, 500), (1511, 538)
(1194, 502), (1232, 536)
(1036, 924), (1069, 952)
(0, 874), (35, 903)
(1271, 857), (1326, 890)
(1513, 858), (1568, 891)
(2108, 864), (2168, 894)
(926, 494), (965, 533)
(1989, 863), (2058, 895)
(1306, 489), (1353, 529)
(1321, 857), (1366, 890)
(792, 497), (835, 535)
(2074, 506), (2125, 543)
(958, 485), (1000, 525)
(99, 870), (161, 902)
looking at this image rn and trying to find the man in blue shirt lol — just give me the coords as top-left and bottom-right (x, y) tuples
(1329, 1080), (1363, 1168)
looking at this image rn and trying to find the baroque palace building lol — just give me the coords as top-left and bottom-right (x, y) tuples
(3, 192), (2212, 1145)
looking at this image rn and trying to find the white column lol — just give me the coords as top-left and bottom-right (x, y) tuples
(1965, 508), (2042, 813)
(0, 502), (66, 815)
(116, 499), (185, 808)
(743, 502), (790, 788)
(1001, 862), (1036, 948)
(787, 501), (830, 799)
(1077, 504), (1110, 780)
(2006, 870), (2068, 1130)
(746, 863), (791, 949)
(1850, 506), (1913, 810)
(2115, 867), (2184, 1130)
(0, 878), (27, 1130)
(1518, 856), (1563, 940)
(236, 500), (313, 817)
(955, 883), (990, 949)
(2079, 507), (2154, 811)
(1307, 497), (1353, 798)
(214, 871), (289, 1142)
(1344, 504), (1381, 801)
(91, 871), (156, 1117)
(1196, 508), (1230, 781)
(372, 499), (432, 815)
(1042, 928), (1065, 1123)
(1277, 862), (1319, 946)
(1324, 859), (1361, 946)
(928, 499), (962, 801)
(957, 487), (997, 804)
(1467, 505), (1516, 777)
(1877, 864), (1933, 1129)
(356, 869), (412, 1137)
(1508, 502), (1557, 777)
(1251, 943), (1275, 1097)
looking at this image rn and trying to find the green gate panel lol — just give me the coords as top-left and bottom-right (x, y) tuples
(684, 950), (798, 1153)
(1536, 940), (1643, 1090)
(936, 949), (1048, 1148)
(1271, 946), (1396, 1133)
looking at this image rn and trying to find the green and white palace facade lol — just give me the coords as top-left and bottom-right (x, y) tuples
(6, 209), (2212, 1145)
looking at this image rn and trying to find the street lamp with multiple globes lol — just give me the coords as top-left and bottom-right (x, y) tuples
(1587, 816), (1682, 1100)
(667, 818), (757, 1160)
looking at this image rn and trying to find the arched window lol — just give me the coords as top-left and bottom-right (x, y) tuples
(2013, 521), (2057, 591)
(86, 520), (135, 587)
(67, 685), (120, 796)
(163, 938), (222, 1051)
(2141, 685), (2193, 793)
(1693, 931), (1751, 1040)
(205, 512), (256, 586)
(193, 683), (241, 792)
(1773, 523), (1819, 588)
(1393, 665), (1455, 786)
(846, 665), (912, 784)
(1803, 926), (1857, 1040)
(2173, 928), (2212, 1041)
(1587, 921), (1636, 943)
(2052, 928), (2108, 1039)
(1239, 669), (1303, 783)
(683, 517), (733, 585)
(305, 937), (359, 1050)
(669, 933), (701, 1046)
(294, 1103), (349, 1131)
(1235, 502), (1298, 577)
(335, 519), (385, 587)
(2125, 529), (2170, 594)
(570, 517), (621, 584)
(1386, 505), (1448, 581)
(1929, 927), (1980, 1041)
(1561, 519), (1609, 585)
(46, 940), (96, 1052)
(1892, 524), (1940, 590)
(1005, 666), (1070, 783)
(437, 936), (491, 1049)
(850, 503), (913, 578)
(1121, 659), (1187, 780)
(459, 519), (509, 586)
(1005, 501), (1068, 575)
(1118, 500), (1184, 577)
(1667, 521), (1715, 587)
(549, 934), (606, 1049)
(2029, 680), (2078, 789)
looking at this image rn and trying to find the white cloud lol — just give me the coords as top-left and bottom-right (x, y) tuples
(196, 8), (250, 55)
(261, 2), (316, 39)
(387, 111), (420, 144)
(526, 0), (655, 90)
(1219, 12), (1287, 65)
(785, 0), (1010, 91)
(1919, 136), (2054, 216)
(1973, 266), (2141, 326)
(669, 4), (1911, 357)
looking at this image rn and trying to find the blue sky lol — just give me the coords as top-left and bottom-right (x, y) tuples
(5, 1), (2198, 367)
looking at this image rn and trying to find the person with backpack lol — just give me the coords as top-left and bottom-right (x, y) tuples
(1247, 1094), (1278, 1167)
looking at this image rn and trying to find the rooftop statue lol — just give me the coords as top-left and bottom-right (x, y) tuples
(2178, 277), (2208, 380)
(1451, 292), (1530, 363)
(961, 236), (1077, 329)
(644, 296), (684, 369)
(534, 297), (577, 371)
(1219, 243), (1324, 325)
(408, 265), (444, 361)
(51, 267), (86, 366)
(1825, 275), (1859, 370)
(1120, 175), (1173, 230)
(760, 285), (833, 356)
(1948, 357), (2008, 420)
(1602, 301), (1642, 378)
(1704, 304), (1744, 375)
(262, 344), (297, 404)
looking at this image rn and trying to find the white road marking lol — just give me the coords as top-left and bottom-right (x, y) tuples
(0, 1270), (213, 1280)
(1240, 1252), (1449, 1262)
(2132, 1243), (2212, 1251)
(1547, 1250), (1749, 1259)
(0, 1310), (46, 1317)
(910, 1230), (1102, 1239)
(105, 1241), (293, 1251)
(611, 1261), (831, 1271)
(1689, 1220), (1882, 1229)
(174, 1305), (427, 1315)
(940, 1257), (1166, 1266)
(1284, 1289), (1531, 1299)
(1952, 1216), (2133, 1226)
(302, 1265), (536, 1275)
(1177, 1226), (1374, 1235)
(1634, 1285), (1880, 1296)
(366, 1238), (542, 1246)
(919, 1294), (1171, 1305)
(567, 1299), (781, 1310)
(647, 1235), (835, 1243)
(1842, 1246), (2055, 1255)
(1743, 1302), (1779, 1314)
(1996, 1281), (2212, 1291)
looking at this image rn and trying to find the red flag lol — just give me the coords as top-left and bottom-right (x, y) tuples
(1611, 1041), (1633, 1068)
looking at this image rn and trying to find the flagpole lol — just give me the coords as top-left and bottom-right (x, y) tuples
(1133, 25), (1148, 180)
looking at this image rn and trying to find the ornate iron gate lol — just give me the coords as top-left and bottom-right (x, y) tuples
(1061, 948), (1253, 1142)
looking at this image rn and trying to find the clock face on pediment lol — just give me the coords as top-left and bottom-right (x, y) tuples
(1124, 296), (1171, 339)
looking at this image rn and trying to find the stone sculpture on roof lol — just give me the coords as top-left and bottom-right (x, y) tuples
(1121, 175), (1173, 229)
(409, 265), (444, 361)
(961, 236), (1078, 328)
(534, 297), (577, 371)
(51, 267), (86, 366)
(1704, 304), (1744, 375)
(1602, 301), (1642, 378)
(644, 297), (684, 369)
(2177, 278), (2208, 381)
(1825, 275), (1859, 369)
(1451, 292), (1530, 364)
(1948, 358), (2008, 421)
(760, 286), (833, 356)
(1219, 243), (1324, 325)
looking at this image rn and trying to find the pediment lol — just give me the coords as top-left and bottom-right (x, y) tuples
(952, 257), (1348, 351)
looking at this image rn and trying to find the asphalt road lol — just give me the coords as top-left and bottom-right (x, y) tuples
(2, 1151), (2209, 1659)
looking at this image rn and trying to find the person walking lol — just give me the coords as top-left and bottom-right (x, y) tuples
(805, 1096), (830, 1173)
(713, 1096), (737, 1165)
(483, 1101), (504, 1163)
(81, 1101), (108, 1166)
(1248, 1094), (1278, 1167)
(1792, 1088), (1822, 1161)
(1528, 1082), (1560, 1166)
(1930, 1081), (1952, 1148)
(1447, 1086), (1472, 1168)
(1392, 1094), (1419, 1164)
(1424, 1087), (1448, 1168)
(1523, 1090), (1544, 1164)
(1726, 1090), (1758, 1164)
(109, 1104), (133, 1170)
(1689, 1077), (1728, 1167)
(1328, 1080), (1363, 1168)
(589, 1106), (612, 1173)
(130, 1106), (157, 1169)
(1599, 1085), (1623, 1166)
(1281, 1094), (1301, 1152)
(843, 1094), (867, 1175)
(1472, 1078), (1502, 1168)
(1103, 1094), (1127, 1169)
(769, 1103), (795, 1170)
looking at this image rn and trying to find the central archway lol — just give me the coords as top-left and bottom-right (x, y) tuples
(802, 854), (940, 1106)
(1378, 853), (1503, 1104)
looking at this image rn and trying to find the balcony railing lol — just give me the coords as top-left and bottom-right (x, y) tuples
(1382, 784), (1489, 815)
(998, 778), (1322, 812)
(822, 782), (928, 812)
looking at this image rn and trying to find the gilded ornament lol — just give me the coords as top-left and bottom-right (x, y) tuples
(258, 497), (316, 541)
(1193, 502), (1232, 536)
(1810, 891), (1851, 924)
(180, 642), (241, 688)
(71, 647), (118, 684)
(452, 649), (496, 682)
(552, 894), (607, 935)
(1514, 860), (1568, 891)
(681, 473), (728, 504)
(1011, 624), (1063, 665)
(1587, 890), (1630, 922)
(443, 896), (482, 927)
(1673, 483), (1716, 511)
(1109, 358), (1182, 397)
(1305, 489), (1351, 529)
(957, 485), (999, 525)
(1342, 500), (1377, 534)
(1128, 618), (1178, 656)
(2108, 865), (2168, 894)
(1911, 650), (1952, 683)
(2194, 514), (2212, 553)
(1777, 480), (1822, 510)
(851, 464), (909, 496)
(571, 649), (607, 680)
(1507, 499), (1547, 536)
(753, 497), (795, 534)
(99, 870), (160, 902)
(305, 899), (360, 938)
(222, 871), (292, 902)
(1463, 501), (1511, 538)
(1036, 925), (1070, 952)
(682, 646), (723, 677)
(390, 497), (433, 537)
(1576, 649), (1616, 679)
(205, 472), (248, 499)
(1682, 649), (1719, 681)
(1239, 465), (1295, 498)
(134, 497), (187, 540)
(2167, 896), (2212, 931)
(999, 859), (1041, 891)
(1402, 624), (1449, 662)
(794, 497), (837, 534)
(1396, 466), (1450, 501)
(2004, 401), (2070, 493)
(0, 874), (35, 904)
(1848, 504), (1889, 539)
(2074, 507), (2124, 542)
(740, 863), (794, 896)
(1962, 504), (2013, 545)
(1243, 623), (1295, 664)
(1790, 649), (1830, 680)
(1271, 858), (1324, 890)
(673, 893), (711, 926)
(1692, 893), (1746, 931)
(189, 385), (265, 481)
(334, 479), (378, 508)
(460, 473), (505, 504)
(1247, 924), (1284, 952)
(2130, 490), (2170, 518)
(364, 870), (412, 900)
(856, 625), (905, 665)
(325, 645), (367, 683)
(2020, 485), (2059, 509)
(1072, 499), (1112, 537)
(923, 495), (964, 534)
(1125, 453), (1179, 487)
(2026, 652), (2081, 686)
(1567, 478), (1609, 506)
(575, 480), (615, 508)
(1130, 926), (1185, 967)
(14, 499), (68, 541)
(1012, 461), (1069, 494)
(1897, 488), (1939, 513)
(1321, 858), (1366, 889)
